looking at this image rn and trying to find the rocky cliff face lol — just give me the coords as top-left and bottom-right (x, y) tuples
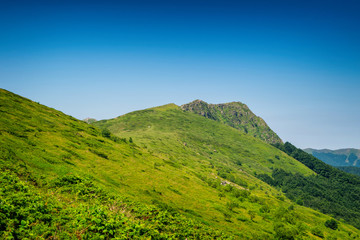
(181, 100), (283, 144)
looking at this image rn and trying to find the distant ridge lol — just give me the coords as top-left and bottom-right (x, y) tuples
(304, 148), (360, 167)
(181, 100), (283, 144)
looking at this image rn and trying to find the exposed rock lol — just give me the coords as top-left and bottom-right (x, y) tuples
(83, 118), (97, 124)
(220, 181), (229, 186)
(181, 100), (283, 144)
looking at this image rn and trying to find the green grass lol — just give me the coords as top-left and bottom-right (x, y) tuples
(0, 164), (227, 239)
(1, 88), (360, 239)
(181, 99), (283, 144)
(95, 103), (312, 178)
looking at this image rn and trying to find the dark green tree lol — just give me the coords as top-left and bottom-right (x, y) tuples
(325, 219), (338, 230)
(101, 129), (111, 138)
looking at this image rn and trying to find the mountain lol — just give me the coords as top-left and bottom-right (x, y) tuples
(181, 100), (283, 144)
(0, 89), (228, 239)
(94, 103), (360, 236)
(94, 103), (309, 178)
(336, 166), (360, 176)
(83, 117), (97, 124)
(304, 148), (360, 167)
(273, 142), (360, 229)
(1, 88), (360, 239)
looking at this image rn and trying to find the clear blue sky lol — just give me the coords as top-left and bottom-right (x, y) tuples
(1, 0), (359, 149)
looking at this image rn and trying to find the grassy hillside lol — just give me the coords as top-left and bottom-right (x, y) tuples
(181, 99), (282, 144)
(95, 103), (308, 178)
(0, 89), (227, 239)
(274, 143), (360, 229)
(94, 103), (360, 238)
(304, 148), (360, 167)
(1, 89), (360, 239)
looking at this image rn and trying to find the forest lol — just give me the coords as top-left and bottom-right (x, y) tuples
(257, 142), (360, 229)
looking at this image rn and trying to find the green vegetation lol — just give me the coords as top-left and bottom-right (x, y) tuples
(0, 163), (226, 239)
(1, 88), (360, 239)
(94, 101), (360, 238)
(325, 219), (339, 230)
(95, 103), (310, 178)
(336, 166), (360, 176)
(181, 99), (283, 144)
(270, 142), (360, 228)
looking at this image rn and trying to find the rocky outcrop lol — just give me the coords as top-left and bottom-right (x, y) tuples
(181, 100), (283, 144)
(83, 118), (97, 124)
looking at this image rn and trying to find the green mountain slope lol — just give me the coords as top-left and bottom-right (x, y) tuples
(273, 143), (360, 229)
(304, 148), (360, 167)
(94, 103), (360, 238)
(336, 166), (360, 176)
(181, 99), (283, 144)
(1, 88), (360, 239)
(95, 103), (309, 178)
(0, 89), (227, 239)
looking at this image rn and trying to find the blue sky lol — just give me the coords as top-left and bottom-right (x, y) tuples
(1, 0), (359, 149)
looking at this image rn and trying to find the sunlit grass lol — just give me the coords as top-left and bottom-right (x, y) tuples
(1, 88), (359, 239)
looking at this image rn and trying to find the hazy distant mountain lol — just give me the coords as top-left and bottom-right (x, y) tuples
(304, 148), (360, 167)
(181, 100), (283, 144)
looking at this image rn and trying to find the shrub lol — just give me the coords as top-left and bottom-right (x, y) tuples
(232, 189), (250, 199)
(311, 227), (324, 238)
(325, 219), (338, 230)
(226, 201), (239, 211)
(274, 223), (299, 240)
(89, 148), (108, 159)
(260, 205), (270, 213)
(248, 210), (256, 221)
(101, 128), (111, 138)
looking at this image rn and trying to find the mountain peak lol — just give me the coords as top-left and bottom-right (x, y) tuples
(149, 103), (179, 111)
(186, 99), (208, 105)
(83, 117), (97, 124)
(181, 100), (282, 144)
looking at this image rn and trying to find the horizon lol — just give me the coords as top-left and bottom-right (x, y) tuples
(3, 87), (358, 151)
(1, 0), (359, 149)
